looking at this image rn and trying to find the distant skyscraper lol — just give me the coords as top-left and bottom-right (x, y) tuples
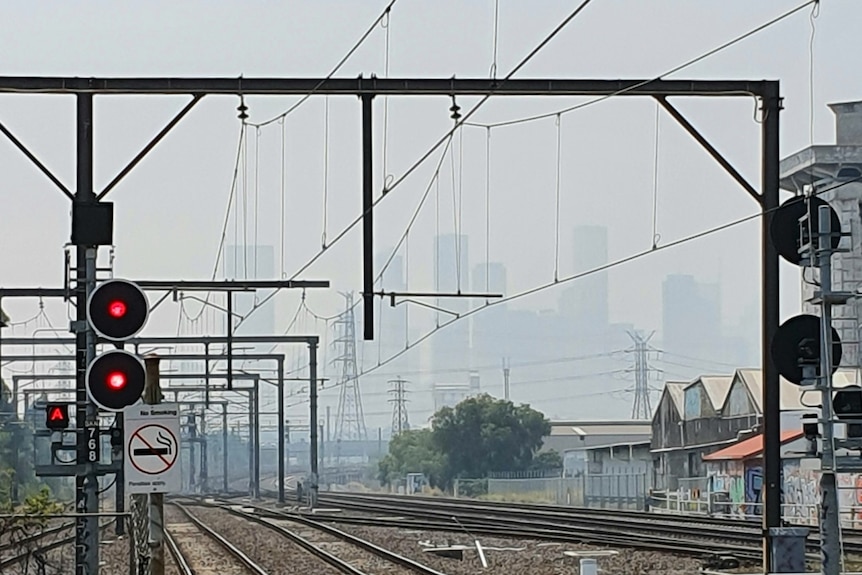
(472, 262), (507, 304)
(372, 250), (408, 360)
(661, 274), (721, 373)
(559, 225), (609, 333)
(433, 234), (470, 376)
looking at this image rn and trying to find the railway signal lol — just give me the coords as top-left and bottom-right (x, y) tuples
(85, 279), (149, 412)
(769, 196), (849, 575)
(86, 349), (146, 412)
(833, 386), (862, 438)
(87, 279), (149, 341)
(45, 403), (70, 430)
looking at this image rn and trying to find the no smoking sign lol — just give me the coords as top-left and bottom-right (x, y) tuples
(124, 404), (182, 494)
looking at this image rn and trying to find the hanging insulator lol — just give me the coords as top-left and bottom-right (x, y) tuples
(449, 95), (461, 121)
(237, 96), (249, 120)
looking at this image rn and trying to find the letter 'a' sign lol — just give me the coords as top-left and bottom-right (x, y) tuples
(123, 403), (182, 494)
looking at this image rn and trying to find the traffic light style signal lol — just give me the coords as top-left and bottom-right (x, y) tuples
(772, 314), (842, 385)
(833, 386), (862, 438)
(87, 279), (148, 341)
(45, 403), (70, 430)
(86, 349), (146, 412)
(770, 195), (841, 266)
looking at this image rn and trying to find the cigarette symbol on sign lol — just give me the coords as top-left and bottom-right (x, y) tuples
(132, 430), (173, 457)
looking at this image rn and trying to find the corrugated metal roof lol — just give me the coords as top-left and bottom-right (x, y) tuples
(663, 381), (687, 415)
(694, 375), (734, 411)
(734, 368), (860, 412)
(702, 430), (803, 461)
(549, 421), (651, 437)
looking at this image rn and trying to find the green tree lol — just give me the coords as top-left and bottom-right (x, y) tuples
(378, 429), (446, 487)
(431, 394), (551, 482)
(528, 449), (563, 472)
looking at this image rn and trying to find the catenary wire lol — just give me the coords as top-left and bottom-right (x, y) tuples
(234, 0), (811, 334)
(231, 0), (597, 332)
(182, 0), (400, 331)
(246, 0), (399, 129)
(287, 173), (862, 399)
(464, 0), (815, 130)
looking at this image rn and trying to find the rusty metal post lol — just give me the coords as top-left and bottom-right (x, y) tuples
(144, 355), (165, 575)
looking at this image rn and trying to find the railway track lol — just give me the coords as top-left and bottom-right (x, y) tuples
(0, 519), (116, 572)
(215, 502), (449, 575)
(170, 500), (448, 575)
(168, 502), (273, 574)
(243, 489), (862, 562)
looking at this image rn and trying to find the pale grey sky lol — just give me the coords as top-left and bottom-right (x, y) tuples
(1, 0), (860, 426)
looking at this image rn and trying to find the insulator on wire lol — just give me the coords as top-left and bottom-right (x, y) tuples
(449, 95), (461, 121)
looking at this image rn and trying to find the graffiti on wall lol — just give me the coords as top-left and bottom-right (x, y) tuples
(708, 459), (862, 525)
(783, 462), (819, 524)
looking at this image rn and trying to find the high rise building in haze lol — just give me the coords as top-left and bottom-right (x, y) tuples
(559, 225), (609, 334)
(661, 274), (721, 376)
(432, 234), (470, 377)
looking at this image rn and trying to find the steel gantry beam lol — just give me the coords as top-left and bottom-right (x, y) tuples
(0, 75), (782, 572)
(2, 350), (310, 505)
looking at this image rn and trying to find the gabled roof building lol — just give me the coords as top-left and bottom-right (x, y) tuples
(651, 367), (861, 490)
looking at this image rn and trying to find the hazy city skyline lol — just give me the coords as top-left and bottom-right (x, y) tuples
(2, 1), (861, 432)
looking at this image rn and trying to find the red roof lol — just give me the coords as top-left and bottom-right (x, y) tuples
(702, 430), (804, 461)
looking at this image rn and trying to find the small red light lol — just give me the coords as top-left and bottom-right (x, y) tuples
(107, 371), (127, 390)
(108, 300), (127, 318)
(49, 407), (66, 421)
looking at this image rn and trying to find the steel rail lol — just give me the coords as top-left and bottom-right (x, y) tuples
(283, 491), (862, 557)
(0, 521), (73, 554)
(222, 503), (449, 575)
(169, 502), (270, 575)
(163, 527), (195, 575)
(217, 505), (372, 575)
(0, 519), (116, 571)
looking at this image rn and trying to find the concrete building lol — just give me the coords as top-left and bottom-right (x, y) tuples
(432, 382), (472, 412)
(780, 100), (862, 368)
(558, 225), (609, 334)
(661, 274), (723, 378)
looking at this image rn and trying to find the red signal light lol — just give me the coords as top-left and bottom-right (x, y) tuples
(107, 371), (127, 390)
(108, 300), (127, 318)
(45, 403), (70, 430)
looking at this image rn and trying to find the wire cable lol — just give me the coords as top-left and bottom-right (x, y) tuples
(247, 0), (399, 129)
(651, 102), (662, 249)
(232, 0), (597, 333)
(291, 173), (862, 398)
(464, 0), (815, 130)
(485, 127), (492, 300)
(554, 113), (562, 281)
(490, 0), (501, 79)
(280, 118), (286, 278)
(233, 0), (813, 338)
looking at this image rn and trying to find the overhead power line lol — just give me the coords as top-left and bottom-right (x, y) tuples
(233, 0), (814, 336)
(287, 173), (862, 402)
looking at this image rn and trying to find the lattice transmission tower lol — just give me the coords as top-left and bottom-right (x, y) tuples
(332, 292), (367, 441)
(388, 377), (410, 436)
(626, 330), (660, 420)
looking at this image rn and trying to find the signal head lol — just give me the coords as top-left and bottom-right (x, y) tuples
(771, 314), (842, 385)
(87, 279), (148, 341)
(86, 349), (145, 412)
(45, 403), (70, 430)
(770, 195), (841, 266)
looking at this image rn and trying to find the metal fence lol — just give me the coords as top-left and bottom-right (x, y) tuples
(485, 472), (648, 510)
